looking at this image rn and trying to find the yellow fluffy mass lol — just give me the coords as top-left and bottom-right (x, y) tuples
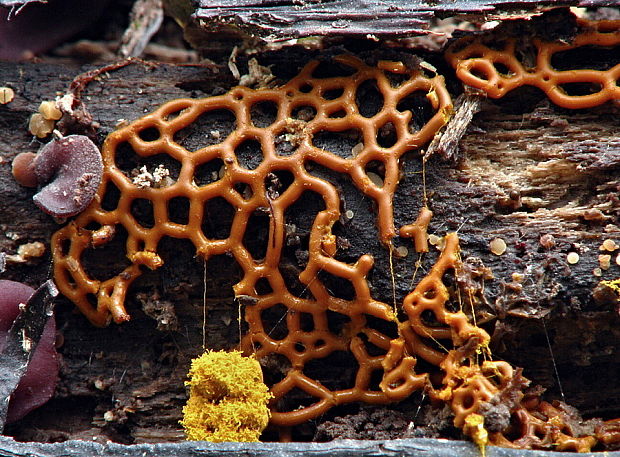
(181, 350), (272, 442)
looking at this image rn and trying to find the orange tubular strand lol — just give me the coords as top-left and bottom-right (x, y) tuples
(51, 48), (613, 450)
(446, 19), (620, 109)
(50, 56), (453, 427)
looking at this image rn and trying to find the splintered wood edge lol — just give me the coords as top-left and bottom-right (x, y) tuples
(1, 434), (617, 456)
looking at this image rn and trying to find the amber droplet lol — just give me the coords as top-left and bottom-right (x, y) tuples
(490, 237), (507, 255)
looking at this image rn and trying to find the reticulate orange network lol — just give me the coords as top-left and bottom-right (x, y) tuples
(50, 17), (620, 449)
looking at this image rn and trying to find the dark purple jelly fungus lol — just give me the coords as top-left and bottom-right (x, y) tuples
(32, 135), (103, 217)
(0, 280), (59, 423)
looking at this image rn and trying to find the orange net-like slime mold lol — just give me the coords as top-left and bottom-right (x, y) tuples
(50, 22), (620, 448)
(51, 56), (465, 425)
(51, 55), (452, 326)
(446, 19), (620, 109)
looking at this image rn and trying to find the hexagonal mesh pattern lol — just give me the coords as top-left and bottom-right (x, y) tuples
(50, 46), (620, 449)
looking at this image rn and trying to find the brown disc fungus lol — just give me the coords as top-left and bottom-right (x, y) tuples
(0, 280), (59, 424)
(12, 135), (103, 218)
(11, 152), (38, 188)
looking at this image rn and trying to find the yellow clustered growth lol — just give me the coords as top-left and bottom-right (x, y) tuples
(599, 278), (620, 295)
(181, 350), (272, 442)
(446, 18), (620, 109)
(50, 18), (620, 450)
(464, 413), (489, 457)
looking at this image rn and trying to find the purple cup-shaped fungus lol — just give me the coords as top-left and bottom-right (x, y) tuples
(0, 280), (59, 423)
(33, 135), (103, 217)
(12, 134), (103, 218)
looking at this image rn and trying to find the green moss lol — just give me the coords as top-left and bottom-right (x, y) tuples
(181, 350), (272, 442)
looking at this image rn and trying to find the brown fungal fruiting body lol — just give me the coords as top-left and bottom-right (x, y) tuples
(33, 135), (103, 217)
(446, 19), (620, 109)
(12, 152), (38, 188)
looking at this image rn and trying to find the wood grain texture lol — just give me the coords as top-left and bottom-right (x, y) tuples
(2, 435), (620, 457)
(192, 0), (618, 40)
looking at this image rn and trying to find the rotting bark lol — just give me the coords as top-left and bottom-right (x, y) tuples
(0, 41), (618, 445)
(189, 0), (617, 43)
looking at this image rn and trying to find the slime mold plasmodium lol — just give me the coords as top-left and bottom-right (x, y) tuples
(445, 18), (620, 109)
(48, 16), (620, 448)
(50, 55), (452, 326)
(49, 53), (463, 430)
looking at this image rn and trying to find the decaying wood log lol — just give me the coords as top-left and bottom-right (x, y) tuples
(189, 0), (618, 43)
(0, 6), (619, 446)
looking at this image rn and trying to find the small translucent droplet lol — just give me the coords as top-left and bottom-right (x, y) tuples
(490, 238), (506, 255)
